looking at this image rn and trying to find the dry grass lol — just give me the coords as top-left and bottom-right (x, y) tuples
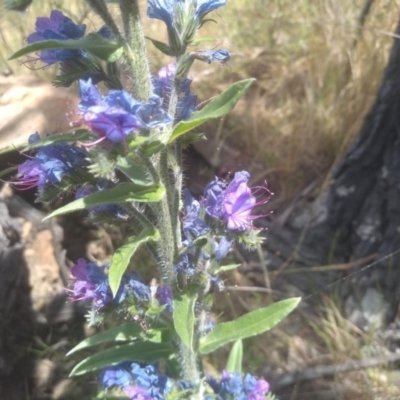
(2, 1), (400, 398)
(1, 0), (399, 201)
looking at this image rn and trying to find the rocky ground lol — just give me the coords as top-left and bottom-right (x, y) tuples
(1, 75), (400, 399)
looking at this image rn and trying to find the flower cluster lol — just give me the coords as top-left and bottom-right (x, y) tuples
(203, 171), (271, 231)
(99, 362), (175, 400)
(78, 79), (172, 143)
(153, 63), (197, 122)
(147, 0), (228, 55)
(16, 133), (88, 190)
(70, 259), (147, 309)
(206, 371), (270, 400)
(69, 258), (172, 314)
(99, 363), (270, 400)
(27, 9), (86, 65)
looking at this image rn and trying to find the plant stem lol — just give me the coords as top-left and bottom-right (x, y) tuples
(118, 0), (152, 102)
(86, 0), (122, 40)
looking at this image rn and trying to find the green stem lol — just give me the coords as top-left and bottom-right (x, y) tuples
(86, 0), (122, 40)
(118, 0), (152, 102)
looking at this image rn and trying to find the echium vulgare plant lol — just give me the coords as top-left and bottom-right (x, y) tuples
(7, 1), (300, 398)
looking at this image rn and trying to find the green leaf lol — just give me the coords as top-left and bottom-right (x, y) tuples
(188, 37), (217, 46)
(170, 79), (254, 142)
(177, 132), (206, 146)
(226, 340), (243, 373)
(215, 263), (241, 273)
(0, 166), (17, 179)
(66, 322), (161, 357)
(141, 133), (169, 157)
(9, 33), (123, 62)
(43, 182), (165, 220)
(116, 157), (153, 186)
(70, 342), (173, 376)
(145, 37), (176, 56)
(173, 291), (198, 350)
(23, 130), (92, 151)
(199, 298), (300, 354)
(109, 228), (160, 296)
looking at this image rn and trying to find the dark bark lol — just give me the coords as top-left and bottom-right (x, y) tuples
(261, 16), (400, 318)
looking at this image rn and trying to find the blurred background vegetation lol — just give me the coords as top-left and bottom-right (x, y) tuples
(1, 0), (400, 398)
(1, 0), (399, 203)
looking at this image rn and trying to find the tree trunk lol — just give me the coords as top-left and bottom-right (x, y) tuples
(262, 16), (400, 325)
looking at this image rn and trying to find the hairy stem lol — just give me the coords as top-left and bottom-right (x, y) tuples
(118, 0), (152, 102)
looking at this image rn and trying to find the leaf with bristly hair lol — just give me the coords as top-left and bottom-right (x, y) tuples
(69, 342), (173, 376)
(109, 228), (160, 296)
(9, 33), (123, 62)
(199, 298), (301, 354)
(169, 79), (254, 142)
(43, 182), (165, 220)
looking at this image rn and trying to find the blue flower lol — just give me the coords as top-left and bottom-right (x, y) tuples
(126, 272), (151, 302)
(27, 10), (86, 65)
(174, 254), (196, 276)
(192, 49), (231, 64)
(182, 189), (210, 245)
(99, 362), (133, 388)
(202, 177), (225, 219)
(195, 0), (227, 19)
(147, 0), (226, 27)
(16, 133), (88, 190)
(213, 236), (233, 261)
(131, 363), (172, 399)
(78, 80), (172, 143)
(155, 285), (173, 312)
(147, 0), (175, 27)
(154, 64), (197, 121)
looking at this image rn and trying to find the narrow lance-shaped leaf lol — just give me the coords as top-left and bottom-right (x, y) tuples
(9, 33), (123, 62)
(66, 322), (162, 356)
(23, 130), (92, 151)
(70, 342), (173, 376)
(43, 182), (165, 220)
(169, 79), (255, 142)
(109, 228), (160, 296)
(173, 290), (198, 350)
(199, 298), (301, 354)
(116, 157), (154, 186)
(226, 340), (243, 374)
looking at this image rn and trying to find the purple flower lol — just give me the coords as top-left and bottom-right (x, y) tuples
(69, 259), (128, 308)
(99, 362), (133, 388)
(244, 374), (270, 400)
(182, 189), (210, 245)
(155, 285), (173, 312)
(78, 79), (171, 143)
(207, 371), (269, 400)
(16, 133), (88, 190)
(124, 385), (151, 400)
(203, 171), (271, 231)
(27, 10), (86, 65)
(153, 64), (197, 121)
